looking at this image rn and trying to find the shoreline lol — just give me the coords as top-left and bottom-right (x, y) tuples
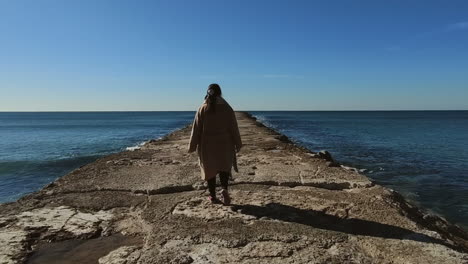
(1, 111), (467, 263)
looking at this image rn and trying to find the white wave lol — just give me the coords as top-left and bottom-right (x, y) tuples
(126, 142), (146, 151)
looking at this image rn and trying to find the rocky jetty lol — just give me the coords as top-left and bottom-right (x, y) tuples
(1, 112), (467, 264)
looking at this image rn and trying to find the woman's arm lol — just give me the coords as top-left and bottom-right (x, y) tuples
(188, 107), (203, 153)
(230, 110), (242, 152)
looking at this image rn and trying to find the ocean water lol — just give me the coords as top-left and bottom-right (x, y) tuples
(250, 111), (468, 229)
(0, 112), (194, 202)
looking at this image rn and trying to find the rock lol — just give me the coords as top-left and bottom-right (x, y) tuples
(98, 246), (141, 264)
(172, 197), (256, 222)
(275, 134), (291, 143)
(192, 181), (206, 190)
(267, 149), (282, 153)
(0, 206), (113, 263)
(340, 165), (359, 172)
(318, 150), (335, 162)
(44, 182), (56, 189)
(241, 241), (294, 257)
(170, 254), (193, 264)
(0, 229), (28, 264)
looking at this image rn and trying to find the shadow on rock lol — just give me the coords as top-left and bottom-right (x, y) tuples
(231, 202), (462, 252)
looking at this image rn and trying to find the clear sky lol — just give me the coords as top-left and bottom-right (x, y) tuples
(1, 0), (467, 111)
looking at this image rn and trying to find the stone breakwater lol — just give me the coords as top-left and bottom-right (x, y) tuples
(1, 112), (468, 264)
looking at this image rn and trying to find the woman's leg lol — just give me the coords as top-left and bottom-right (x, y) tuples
(219, 171), (230, 190)
(207, 177), (216, 197)
(219, 171), (231, 205)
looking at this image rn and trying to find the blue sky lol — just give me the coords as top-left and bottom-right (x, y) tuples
(0, 0), (467, 111)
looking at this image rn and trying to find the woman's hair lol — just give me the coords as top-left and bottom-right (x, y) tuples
(205, 83), (222, 113)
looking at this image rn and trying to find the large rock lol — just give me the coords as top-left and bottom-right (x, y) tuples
(316, 150), (334, 162)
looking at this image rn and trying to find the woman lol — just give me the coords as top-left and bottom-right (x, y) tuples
(188, 83), (242, 205)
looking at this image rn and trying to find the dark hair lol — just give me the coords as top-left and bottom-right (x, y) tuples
(205, 83), (222, 113)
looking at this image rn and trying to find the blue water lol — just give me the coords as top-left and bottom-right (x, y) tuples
(0, 112), (194, 202)
(251, 111), (468, 229)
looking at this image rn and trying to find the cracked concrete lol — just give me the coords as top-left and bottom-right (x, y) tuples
(1, 112), (467, 263)
(0, 206), (114, 264)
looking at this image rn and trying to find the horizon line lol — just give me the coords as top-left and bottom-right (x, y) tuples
(1, 109), (468, 113)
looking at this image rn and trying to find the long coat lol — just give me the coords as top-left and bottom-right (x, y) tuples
(188, 97), (242, 180)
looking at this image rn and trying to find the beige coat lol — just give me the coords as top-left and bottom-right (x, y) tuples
(188, 97), (242, 180)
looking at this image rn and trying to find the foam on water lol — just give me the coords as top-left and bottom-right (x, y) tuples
(126, 142), (146, 151)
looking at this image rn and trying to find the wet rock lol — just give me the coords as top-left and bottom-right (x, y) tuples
(274, 134), (291, 143)
(341, 165), (359, 172)
(318, 150), (335, 162)
(326, 161), (340, 167)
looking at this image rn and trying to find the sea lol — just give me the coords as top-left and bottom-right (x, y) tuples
(0, 111), (467, 229)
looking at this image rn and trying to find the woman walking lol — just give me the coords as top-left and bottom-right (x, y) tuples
(188, 84), (242, 205)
